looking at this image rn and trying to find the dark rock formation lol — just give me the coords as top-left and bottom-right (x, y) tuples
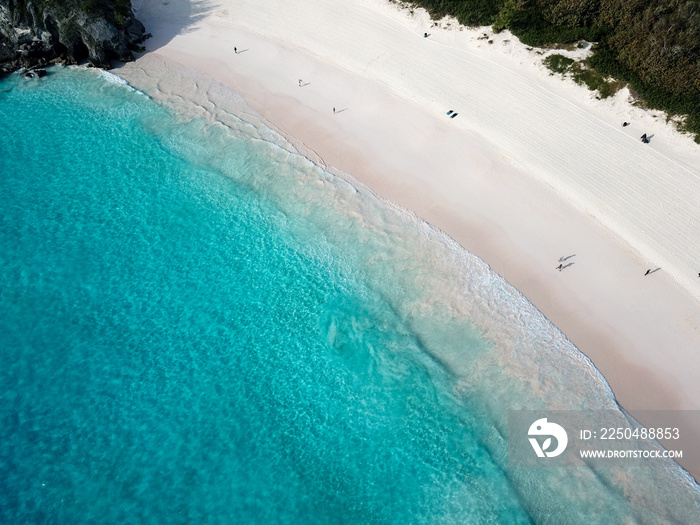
(0, 0), (145, 74)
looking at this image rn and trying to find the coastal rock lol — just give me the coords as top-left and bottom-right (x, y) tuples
(125, 17), (145, 45)
(22, 67), (45, 78)
(0, 0), (146, 72)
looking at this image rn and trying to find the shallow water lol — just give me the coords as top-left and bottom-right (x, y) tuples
(0, 66), (697, 523)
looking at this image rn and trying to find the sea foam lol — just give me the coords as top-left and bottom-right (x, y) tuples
(1, 62), (698, 523)
(114, 56), (700, 522)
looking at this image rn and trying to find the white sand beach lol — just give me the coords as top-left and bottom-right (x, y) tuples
(121, 0), (700, 477)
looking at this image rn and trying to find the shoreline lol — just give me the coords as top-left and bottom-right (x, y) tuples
(119, 0), (700, 480)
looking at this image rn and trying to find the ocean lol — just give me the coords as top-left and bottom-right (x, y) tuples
(0, 65), (698, 523)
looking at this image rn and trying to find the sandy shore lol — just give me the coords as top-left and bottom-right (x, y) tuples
(120, 0), (700, 478)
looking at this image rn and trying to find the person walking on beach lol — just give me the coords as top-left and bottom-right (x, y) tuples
(556, 264), (563, 271)
(645, 269), (651, 275)
(234, 47), (238, 54)
(333, 107), (336, 114)
(298, 79), (302, 87)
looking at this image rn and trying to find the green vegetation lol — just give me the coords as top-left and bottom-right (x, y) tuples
(407, 0), (700, 141)
(78, 0), (133, 27)
(544, 53), (624, 98)
(401, 0), (501, 26)
(114, 0), (132, 27)
(79, 0), (99, 11)
(492, 0), (525, 34)
(8, 0), (134, 30)
(543, 53), (574, 74)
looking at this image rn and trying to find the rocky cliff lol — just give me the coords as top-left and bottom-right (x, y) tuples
(0, 0), (145, 73)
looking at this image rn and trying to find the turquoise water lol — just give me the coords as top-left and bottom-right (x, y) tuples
(0, 67), (698, 523)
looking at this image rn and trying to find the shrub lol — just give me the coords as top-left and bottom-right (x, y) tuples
(543, 53), (574, 74)
(492, 0), (525, 33)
